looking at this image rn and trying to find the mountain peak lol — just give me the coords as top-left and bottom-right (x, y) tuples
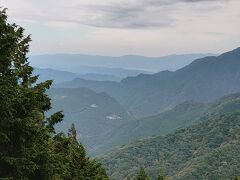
(220, 47), (240, 57)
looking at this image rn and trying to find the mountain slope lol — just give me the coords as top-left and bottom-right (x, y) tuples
(48, 89), (208, 155)
(100, 106), (240, 179)
(121, 47), (240, 117)
(57, 47), (240, 118)
(34, 68), (78, 83)
(34, 68), (122, 83)
(33, 64), (151, 78)
(114, 93), (240, 148)
(100, 101), (208, 151)
(55, 78), (126, 102)
(47, 88), (133, 154)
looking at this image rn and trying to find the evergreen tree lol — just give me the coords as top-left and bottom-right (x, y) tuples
(135, 167), (149, 180)
(68, 123), (77, 140)
(0, 8), (108, 179)
(0, 7), (58, 178)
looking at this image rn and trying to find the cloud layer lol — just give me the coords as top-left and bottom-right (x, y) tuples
(1, 0), (230, 28)
(1, 0), (239, 56)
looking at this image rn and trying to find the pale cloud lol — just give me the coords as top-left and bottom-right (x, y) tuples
(0, 0), (239, 56)
(1, 0), (231, 28)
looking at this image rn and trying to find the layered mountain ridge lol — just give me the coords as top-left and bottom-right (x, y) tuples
(56, 47), (240, 118)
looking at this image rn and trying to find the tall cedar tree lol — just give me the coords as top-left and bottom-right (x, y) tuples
(0, 8), (108, 179)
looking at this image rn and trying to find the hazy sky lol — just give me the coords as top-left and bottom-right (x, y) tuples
(1, 0), (240, 56)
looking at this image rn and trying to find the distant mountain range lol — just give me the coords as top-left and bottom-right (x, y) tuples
(30, 53), (213, 74)
(33, 66), (149, 80)
(42, 47), (240, 155)
(100, 93), (240, 179)
(56, 47), (240, 118)
(34, 68), (122, 83)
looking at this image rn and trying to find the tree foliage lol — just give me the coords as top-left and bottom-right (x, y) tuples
(0, 8), (108, 179)
(101, 109), (240, 179)
(135, 167), (149, 180)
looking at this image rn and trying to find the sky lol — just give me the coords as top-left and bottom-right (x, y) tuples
(1, 0), (240, 56)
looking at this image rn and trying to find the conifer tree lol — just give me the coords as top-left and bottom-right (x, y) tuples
(0, 7), (60, 178)
(135, 167), (149, 180)
(0, 8), (108, 179)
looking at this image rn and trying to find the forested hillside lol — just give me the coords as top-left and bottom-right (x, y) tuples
(96, 101), (208, 153)
(100, 95), (240, 179)
(47, 87), (133, 154)
(50, 85), (240, 155)
(105, 93), (240, 153)
(49, 85), (240, 155)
